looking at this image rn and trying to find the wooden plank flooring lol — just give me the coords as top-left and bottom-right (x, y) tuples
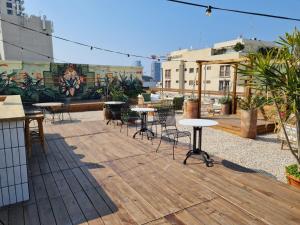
(0, 120), (300, 225)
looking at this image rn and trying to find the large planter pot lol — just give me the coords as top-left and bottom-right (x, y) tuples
(286, 174), (300, 190)
(221, 103), (231, 115)
(240, 109), (257, 139)
(186, 100), (199, 118)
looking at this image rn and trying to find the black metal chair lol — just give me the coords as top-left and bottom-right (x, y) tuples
(156, 107), (191, 159)
(120, 105), (140, 136)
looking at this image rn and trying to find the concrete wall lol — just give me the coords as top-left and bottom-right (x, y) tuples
(0, 14), (53, 62)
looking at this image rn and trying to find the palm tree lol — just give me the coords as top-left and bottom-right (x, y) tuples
(239, 29), (300, 170)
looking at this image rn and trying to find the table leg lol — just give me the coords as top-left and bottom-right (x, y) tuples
(133, 112), (154, 139)
(183, 127), (213, 167)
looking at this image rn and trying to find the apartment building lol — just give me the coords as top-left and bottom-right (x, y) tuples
(0, 0), (54, 62)
(161, 38), (276, 96)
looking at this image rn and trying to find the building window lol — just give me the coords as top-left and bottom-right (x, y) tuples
(184, 68), (187, 71)
(165, 69), (171, 79)
(189, 80), (194, 86)
(206, 66), (211, 70)
(176, 69), (179, 72)
(219, 80), (230, 91)
(176, 80), (179, 83)
(220, 65), (231, 77)
(6, 2), (13, 8)
(189, 68), (194, 73)
(165, 80), (171, 88)
(7, 9), (13, 15)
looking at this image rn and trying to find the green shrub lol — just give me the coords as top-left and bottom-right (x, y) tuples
(219, 96), (232, 104)
(238, 95), (266, 110)
(286, 164), (300, 179)
(173, 97), (184, 110)
(142, 93), (151, 102)
(233, 42), (245, 52)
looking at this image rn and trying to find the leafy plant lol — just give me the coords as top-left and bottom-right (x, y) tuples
(239, 28), (300, 170)
(219, 96), (232, 104)
(173, 96), (184, 110)
(238, 95), (267, 110)
(110, 88), (128, 102)
(233, 42), (245, 52)
(286, 164), (300, 180)
(82, 87), (103, 100)
(0, 72), (23, 95)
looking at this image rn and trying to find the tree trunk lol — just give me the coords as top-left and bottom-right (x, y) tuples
(272, 91), (300, 165)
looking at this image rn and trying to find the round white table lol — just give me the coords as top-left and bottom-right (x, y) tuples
(33, 102), (64, 123)
(179, 119), (218, 167)
(104, 101), (125, 125)
(131, 107), (156, 139)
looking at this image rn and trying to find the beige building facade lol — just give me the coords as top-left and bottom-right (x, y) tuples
(161, 38), (276, 97)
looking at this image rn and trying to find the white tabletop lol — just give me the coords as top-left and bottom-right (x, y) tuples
(131, 107), (156, 112)
(179, 119), (218, 127)
(33, 102), (63, 107)
(104, 101), (125, 105)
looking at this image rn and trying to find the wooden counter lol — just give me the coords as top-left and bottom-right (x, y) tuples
(0, 95), (25, 122)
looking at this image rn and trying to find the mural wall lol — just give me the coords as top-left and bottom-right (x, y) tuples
(0, 60), (143, 98)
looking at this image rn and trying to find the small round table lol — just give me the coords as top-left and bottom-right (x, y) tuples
(179, 119), (218, 167)
(104, 101), (125, 125)
(131, 107), (156, 139)
(33, 102), (64, 122)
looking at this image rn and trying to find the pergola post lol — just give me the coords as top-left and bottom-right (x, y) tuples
(232, 64), (238, 114)
(197, 62), (202, 118)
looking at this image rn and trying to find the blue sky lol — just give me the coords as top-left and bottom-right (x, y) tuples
(25, 0), (300, 75)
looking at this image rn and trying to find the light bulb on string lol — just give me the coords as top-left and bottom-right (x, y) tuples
(206, 5), (212, 16)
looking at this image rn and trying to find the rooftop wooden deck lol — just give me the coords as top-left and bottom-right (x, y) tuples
(1, 120), (299, 225)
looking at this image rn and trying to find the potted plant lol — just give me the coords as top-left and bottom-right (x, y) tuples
(239, 29), (300, 188)
(233, 42), (245, 52)
(219, 95), (232, 115)
(238, 95), (266, 139)
(186, 98), (199, 118)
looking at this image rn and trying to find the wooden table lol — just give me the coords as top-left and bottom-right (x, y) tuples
(179, 119), (218, 167)
(131, 107), (156, 139)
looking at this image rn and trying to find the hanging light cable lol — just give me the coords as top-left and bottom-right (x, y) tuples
(167, 0), (300, 22)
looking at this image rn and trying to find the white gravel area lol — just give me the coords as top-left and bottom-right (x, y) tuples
(175, 114), (297, 182)
(64, 110), (297, 182)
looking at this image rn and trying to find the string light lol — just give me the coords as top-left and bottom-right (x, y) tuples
(0, 39), (68, 63)
(167, 0), (300, 22)
(0, 17), (153, 60)
(206, 6), (212, 16)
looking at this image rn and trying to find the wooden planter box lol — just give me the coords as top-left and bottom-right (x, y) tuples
(240, 109), (257, 139)
(286, 173), (300, 190)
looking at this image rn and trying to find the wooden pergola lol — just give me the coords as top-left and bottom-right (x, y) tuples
(196, 58), (248, 118)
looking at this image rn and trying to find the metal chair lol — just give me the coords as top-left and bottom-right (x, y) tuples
(120, 105), (140, 136)
(156, 107), (191, 159)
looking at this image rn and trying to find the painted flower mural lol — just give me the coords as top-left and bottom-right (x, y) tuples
(59, 64), (85, 97)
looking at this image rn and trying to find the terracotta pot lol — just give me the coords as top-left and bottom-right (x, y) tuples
(186, 100), (199, 118)
(240, 109), (257, 139)
(286, 174), (300, 190)
(221, 103), (231, 115)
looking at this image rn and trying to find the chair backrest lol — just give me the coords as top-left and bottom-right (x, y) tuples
(157, 106), (176, 127)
